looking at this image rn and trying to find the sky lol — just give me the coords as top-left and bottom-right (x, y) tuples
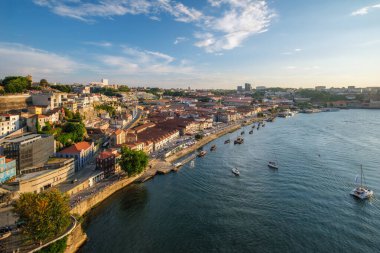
(1, 0), (380, 89)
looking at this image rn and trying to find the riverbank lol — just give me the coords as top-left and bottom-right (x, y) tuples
(165, 123), (241, 163)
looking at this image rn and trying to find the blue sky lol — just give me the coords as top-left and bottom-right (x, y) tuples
(1, 0), (380, 88)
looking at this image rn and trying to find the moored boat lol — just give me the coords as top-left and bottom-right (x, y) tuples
(224, 139), (230, 144)
(234, 137), (244, 144)
(197, 150), (207, 157)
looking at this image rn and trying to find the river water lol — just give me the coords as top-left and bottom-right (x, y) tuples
(80, 110), (380, 253)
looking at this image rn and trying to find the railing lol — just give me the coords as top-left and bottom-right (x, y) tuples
(28, 215), (77, 253)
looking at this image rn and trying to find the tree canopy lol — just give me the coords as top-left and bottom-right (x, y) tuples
(40, 79), (49, 86)
(53, 84), (72, 93)
(119, 147), (149, 176)
(13, 189), (71, 243)
(1, 76), (31, 93)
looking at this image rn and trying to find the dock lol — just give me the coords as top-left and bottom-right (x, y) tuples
(172, 154), (196, 172)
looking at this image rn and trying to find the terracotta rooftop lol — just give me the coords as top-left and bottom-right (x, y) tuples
(58, 141), (92, 154)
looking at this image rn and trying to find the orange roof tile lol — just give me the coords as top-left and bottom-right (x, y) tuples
(58, 141), (92, 154)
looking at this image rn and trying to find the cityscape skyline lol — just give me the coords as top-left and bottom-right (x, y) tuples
(1, 0), (380, 88)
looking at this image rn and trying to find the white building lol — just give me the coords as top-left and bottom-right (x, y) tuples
(0, 114), (20, 137)
(101, 78), (109, 86)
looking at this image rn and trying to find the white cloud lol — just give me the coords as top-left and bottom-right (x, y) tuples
(282, 48), (303, 55)
(174, 36), (187, 45)
(98, 46), (193, 75)
(194, 0), (275, 52)
(83, 41), (113, 47)
(33, 0), (203, 23)
(33, 0), (275, 53)
(352, 4), (380, 16)
(0, 42), (81, 78)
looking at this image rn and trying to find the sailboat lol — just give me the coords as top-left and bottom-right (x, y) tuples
(350, 165), (373, 199)
(268, 154), (279, 169)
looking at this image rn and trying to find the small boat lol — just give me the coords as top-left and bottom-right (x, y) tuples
(268, 161), (279, 169)
(257, 126), (260, 130)
(197, 150), (207, 157)
(234, 137), (244, 145)
(210, 145), (217, 151)
(262, 123), (265, 127)
(249, 130), (253, 134)
(350, 165), (374, 199)
(232, 168), (240, 176)
(241, 131), (245, 135)
(174, 162), (182, 168)
(190, 160), (195, 167)
(252, 125), (256, 129)
(224, 139), (230, 144)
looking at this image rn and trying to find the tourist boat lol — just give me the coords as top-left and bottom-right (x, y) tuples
(224, 139), (230, 144)
(210, 145), (217, 151)
(249, 130), (253, 134)
(197, 150), (207, 157)
(350, 165), (374, 199)
(267, 161), (279, 169)
(232, 168), (240, 176)
(234, 137), (244, 145)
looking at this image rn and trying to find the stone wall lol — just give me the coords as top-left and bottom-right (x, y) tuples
(0, 94), (31, 113)
(70, 174), (141, 216)
(65, 223), (87, 253)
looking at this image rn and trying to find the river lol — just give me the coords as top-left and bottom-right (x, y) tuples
(80, 109), (380, 253)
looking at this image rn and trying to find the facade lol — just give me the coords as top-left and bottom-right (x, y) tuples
(7, 158), (75, 193)
(0, 156), (16, 183)
(96, 149), (121, 177)
(32, 92), (66, 110)
(0, 114), (20, 138)
(110, 129), (126, 146)
(1, 133), (55, 175)
(56, 141), (94, 171)
(245, 83), (252, 92)
(237, 86), (243, 92)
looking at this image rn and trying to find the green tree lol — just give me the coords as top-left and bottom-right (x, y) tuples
(54, 85), (71, 93)
(119, 147), (149, 176)
(37, 237), (67, 253)
(118, 86), (130, 92)
(195, 133), (204, 140)
(13, 189), (71, 243)
(63, 108), (74, 120)
(2, 76), (31, 93)
(40, 79), (49, 86)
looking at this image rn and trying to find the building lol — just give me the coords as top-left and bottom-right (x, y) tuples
(245, 83), (252, 92)
(96, 149), (121, 177)
(110, 129), (126, 146)
(256, 86), (266, 90)
(3, 158), (75, 193)
(32, 92), (66, 110)
(315, 86), (326, 91)
(237, 86), (243, 92)
(56, 141), (94, 171)
(0, 114), (20, 138)
(1, 133), (55, 175)
(0, 156), (16, 183)
(101, 79), (109, 86)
